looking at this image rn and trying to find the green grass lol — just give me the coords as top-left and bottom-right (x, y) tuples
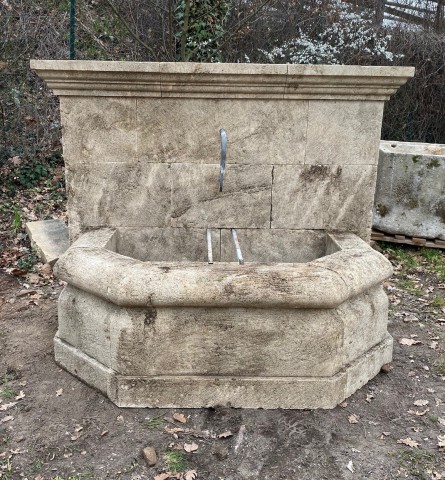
(164, 451), (188, 473)
(420, 248), (443, 263)
(11, 207), (22, 234)
(381, 244), (445, 281)
(433, 362), (445, 376)
(391, 246), (419, 269)
(398, 449), (437, 480)
(432, 295), (445, 307)
(398, 279), (423, 296)
(0, 457), (14, 478)
(145, 414), (165, 429)
(1, 385), (14, 400)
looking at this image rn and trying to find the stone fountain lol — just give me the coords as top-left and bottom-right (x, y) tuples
(31, 60), (414, 409)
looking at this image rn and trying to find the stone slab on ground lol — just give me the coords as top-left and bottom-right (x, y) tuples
(25, 219), (69, 265)
(373, 141), (445, 240)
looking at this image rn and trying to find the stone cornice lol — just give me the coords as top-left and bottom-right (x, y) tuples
(30, 60), (414, 100)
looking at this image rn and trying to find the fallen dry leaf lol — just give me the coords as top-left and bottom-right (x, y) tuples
(0, 402), (17, 411)
(116, 415), (124, 422)
(185, 470), (198, 480)
(184, 442), (199, 453)
(413, 399), (429, 407)
(397, 437), (420, 448)
(56, 388), (63, 397)
(15, 391), (25, 400)
(154, 473), (171, 480)
(399, 338), (421, 346)
(346, 460), (354, 473)
(430, 341), (439, 350)
(366, 393), (375, 403)
(70, 432), (82, 441)
(218, 431), (233, 438)
(437, 435), (445, 450)
(438, 418), (445, 426)
(348, 414), (359, 424)
(165, 426), (185, 434)
(415, 409), (429, 416)
(0, 415), (14, 424)
(173, 413), (187, 424)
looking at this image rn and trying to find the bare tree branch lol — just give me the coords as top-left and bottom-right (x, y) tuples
(104, 0), (158, 60)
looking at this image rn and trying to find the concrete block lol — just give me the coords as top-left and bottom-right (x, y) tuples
(373, 141), (445, 240)
(25, 219), (69, 265)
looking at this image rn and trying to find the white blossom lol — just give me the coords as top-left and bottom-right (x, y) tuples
(260, 0), (397, 65)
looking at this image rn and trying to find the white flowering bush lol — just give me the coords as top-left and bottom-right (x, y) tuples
(260, 0), (396, 64)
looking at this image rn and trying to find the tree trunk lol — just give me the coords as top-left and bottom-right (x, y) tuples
(374, 0), (385, 26)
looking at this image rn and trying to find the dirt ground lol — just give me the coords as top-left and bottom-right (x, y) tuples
(1, 244), (445, 480)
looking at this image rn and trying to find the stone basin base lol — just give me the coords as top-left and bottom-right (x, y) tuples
(54, 228), (393, 409)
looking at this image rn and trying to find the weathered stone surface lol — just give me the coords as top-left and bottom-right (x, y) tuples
(29, 61), (412, 409)
(220, 228), (326, 263)
(25, 220), (69, 265)
(67, 162), (171, 239)
(305, 101), (383, 165)
(117, 227), (220, 262)
(271, 165), (377, 239)
(53, 333), (393, 409)
(137, 99), (307, 165)
(57, 287), (389, 379)
(373, 141), (445, 240)
(170, 164), (272, 228)
(60, 97), (137, 166)
(58, 286), (114, 368)
(54, 232), (392, 309)
(31, 60), (414, 100)
(53, 335), (114, 396)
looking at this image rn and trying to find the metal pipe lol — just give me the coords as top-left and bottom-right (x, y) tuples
(207, 229), (213, 264)
(219, 128), (227, 192)
(231, 229), (244, 265)
(70, 0), (76, 60)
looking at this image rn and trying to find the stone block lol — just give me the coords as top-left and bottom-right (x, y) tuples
(373, 141), (445, 240)
(53, 333), (393, 409)
(54, 335), (114, 396)
(25, 219), (69, 265)
(117, 227), (220, 262)
(171, 164), (272, 228)
(67, 162), (171, 231)
(271, 164), (377, 239)
(137, 99), (307, 165)
(305, 100), (383, 165)
(59, 97), (137, 166)
(220, 228), (326, 263)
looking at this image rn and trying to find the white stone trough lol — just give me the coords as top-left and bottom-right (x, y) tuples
(31, 61), (414, 409)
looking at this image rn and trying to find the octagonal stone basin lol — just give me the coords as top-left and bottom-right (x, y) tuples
(53, 228), (393, 409)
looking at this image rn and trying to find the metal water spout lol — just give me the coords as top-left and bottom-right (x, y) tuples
(219, 128), (227, 192)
